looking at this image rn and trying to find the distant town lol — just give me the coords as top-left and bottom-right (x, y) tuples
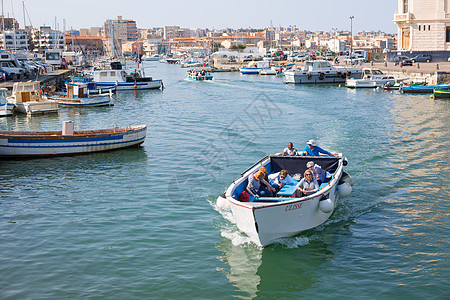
(0, 15), (396, 62)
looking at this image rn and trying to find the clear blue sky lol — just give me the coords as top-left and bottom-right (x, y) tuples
(10, 0), (397, 33)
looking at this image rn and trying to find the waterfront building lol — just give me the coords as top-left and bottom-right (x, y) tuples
(64, 36), (104, 57)
(121, 41), (143, 56)
(102, 16), (138, 42)
(31, 26), (64, 53)
(0, 30), (29, 51)
(0, 16), (19, 30)
(394, 0), (450, 51)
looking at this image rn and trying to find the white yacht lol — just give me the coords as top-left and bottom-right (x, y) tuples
(8, 82), (58, 115)
(284, 60), (363, 84)
(345, 68), (406, 88)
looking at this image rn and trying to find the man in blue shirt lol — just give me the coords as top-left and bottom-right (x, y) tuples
(302, 140), (338, 157)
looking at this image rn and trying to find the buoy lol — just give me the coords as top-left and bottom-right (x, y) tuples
(340, 172), (354, 186)
(319, 198), (334, 213)
(134, 84), (138, 88)
(338, 182), (352, 197)
(216, 195), (230, 210)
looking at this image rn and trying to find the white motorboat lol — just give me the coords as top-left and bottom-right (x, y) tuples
(91, 61), (163, 90)
(240, 61), (270, 74)
(0, 88), (14, 116)
(345, 68), (406, 88)
(217, 155), (353, 247)
(284, 60), (363, 84)
(7, 82), (59, 115)
(142, 54), (161, 61)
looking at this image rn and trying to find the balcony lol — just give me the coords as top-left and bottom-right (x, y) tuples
(394, 12), (413, 23)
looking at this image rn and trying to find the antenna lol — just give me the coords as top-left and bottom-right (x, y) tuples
(22, 0), (25, 29)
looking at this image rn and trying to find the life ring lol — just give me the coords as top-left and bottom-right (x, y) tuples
(336, 71), (341, 77)
(307, 72), (312, 80)
(347, 71), (351, 77)
(341, 72), (347, 79)
(319, 72), (325, 80)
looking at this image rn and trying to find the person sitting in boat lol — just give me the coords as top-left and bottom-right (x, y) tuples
(259, 167), (276, 196)
(306, 161), (330, 185)
(301, 140), (338, 157)
(268, 169), (294, 193)
(282, 142), (297, 156)
(246, 170), (272, 199)
(295, 169), (319, 197)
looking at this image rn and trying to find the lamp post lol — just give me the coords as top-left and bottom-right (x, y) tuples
(349, 16), (354, 57)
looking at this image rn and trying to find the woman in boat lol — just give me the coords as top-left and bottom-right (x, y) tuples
(259, 167), (276, 196)
(246, 171), (272, 199)
(295, 169), (319, 197)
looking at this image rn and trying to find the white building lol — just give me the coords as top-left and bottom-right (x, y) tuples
(394, 0), (450, 51)
(0, 30), (29, 51)
(32, 26), (64, 53)
(327, 39), (346, 53)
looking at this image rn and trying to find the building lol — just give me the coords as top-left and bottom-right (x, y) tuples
(0, 30), (29, 51)
(32, 26), (65, 53)
(394, 0), (450, 51)
(163, 26), (191, 40)
(121, 41), (143, 56)
(65, 36), (104, 57)
(102, 16), (138, 42)
(0, 16), (19, 30)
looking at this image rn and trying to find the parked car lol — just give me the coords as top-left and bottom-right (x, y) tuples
(0, 61), (25, 80)
(0, 69), (10, 81)
(411, 54), (432, 63)
(393, 56), (413, 66)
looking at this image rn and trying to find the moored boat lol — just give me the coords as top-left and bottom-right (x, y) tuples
(0, 88), (14, 116)
(401, 83), (450, 93)
(284, 60), (362, 84)
(47, 82), (112, 107)
(7, 82), (59, 115)
(432, 86), (450, 99)
(91, 61), (163, 90)
(0, 121), (147, 158)
(240, 61), (270, 74)
(217, 155), (353, 246)
(346, 68), (405, 88)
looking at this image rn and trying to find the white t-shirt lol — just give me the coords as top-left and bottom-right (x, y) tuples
(269, 172), (294, 186)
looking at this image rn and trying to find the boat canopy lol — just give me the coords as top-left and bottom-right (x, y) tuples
(268, 155), (341, 176)
(13, 82), (40, 93)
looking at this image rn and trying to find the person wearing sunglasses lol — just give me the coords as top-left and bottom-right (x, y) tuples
(295, 170), (319, 197)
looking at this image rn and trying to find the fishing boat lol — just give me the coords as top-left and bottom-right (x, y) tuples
(47, 82), (112, 107)
(91, 61), (163, 90)
(216, 155), (353, 247)
(346, 68), (405, 88)
(259, 68), (278, 75)
(7, 82), (59, 115)
(0, 88), (14, 116)
(432, 85), (450, 99)
(142, 54), (161, 61)
(400, 83), (450, 93)
(284, 60), (363, 84)
(0, 121), (147, 158)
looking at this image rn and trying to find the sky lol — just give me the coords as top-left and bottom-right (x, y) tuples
(6, 0), (398, 33)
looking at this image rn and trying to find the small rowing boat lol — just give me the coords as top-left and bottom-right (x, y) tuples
(0, 121), (147, 158)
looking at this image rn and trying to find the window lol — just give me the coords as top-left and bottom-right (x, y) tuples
(428, 25), (431, 31)
(418, 25), (421, 31)
(100, 71), (107, 77)
(446, 27), (450, 42)
(403, 0), (408, 13)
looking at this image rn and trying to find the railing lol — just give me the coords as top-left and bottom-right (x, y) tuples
(394, 12), (412, 22)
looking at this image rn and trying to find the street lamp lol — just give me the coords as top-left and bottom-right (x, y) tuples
(349, 16), (354, 56)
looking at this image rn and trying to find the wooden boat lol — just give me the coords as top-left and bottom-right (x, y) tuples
(432, 88), (450, 99)
(47, 82), (112, 107)
(0, 88), (14, 116)
(216, 155), (353, 246)
(7, 81), (59, 114)
(400, 84), (450, 93)
(0, 122), (147, 158)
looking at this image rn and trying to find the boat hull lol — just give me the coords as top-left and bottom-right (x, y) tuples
(240, 68), (261, 74)
(49, 95), (112, 107)
(96, 80), (163, 90)
(187, 75), (213, 81)
(225, 155), (343, 246)
(284, 70), (362, 84)
(0, 103), (14, 116)
(0, 125), (147, 157)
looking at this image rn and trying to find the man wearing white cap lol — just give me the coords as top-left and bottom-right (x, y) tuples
(302, 139), (338, 157)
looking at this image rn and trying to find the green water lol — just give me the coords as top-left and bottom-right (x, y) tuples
(0, 62), (449, 299)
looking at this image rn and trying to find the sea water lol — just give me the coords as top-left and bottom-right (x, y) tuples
(0, 62), (449, 299)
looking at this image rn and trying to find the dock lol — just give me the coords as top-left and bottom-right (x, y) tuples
(0, 68), (74, 91)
